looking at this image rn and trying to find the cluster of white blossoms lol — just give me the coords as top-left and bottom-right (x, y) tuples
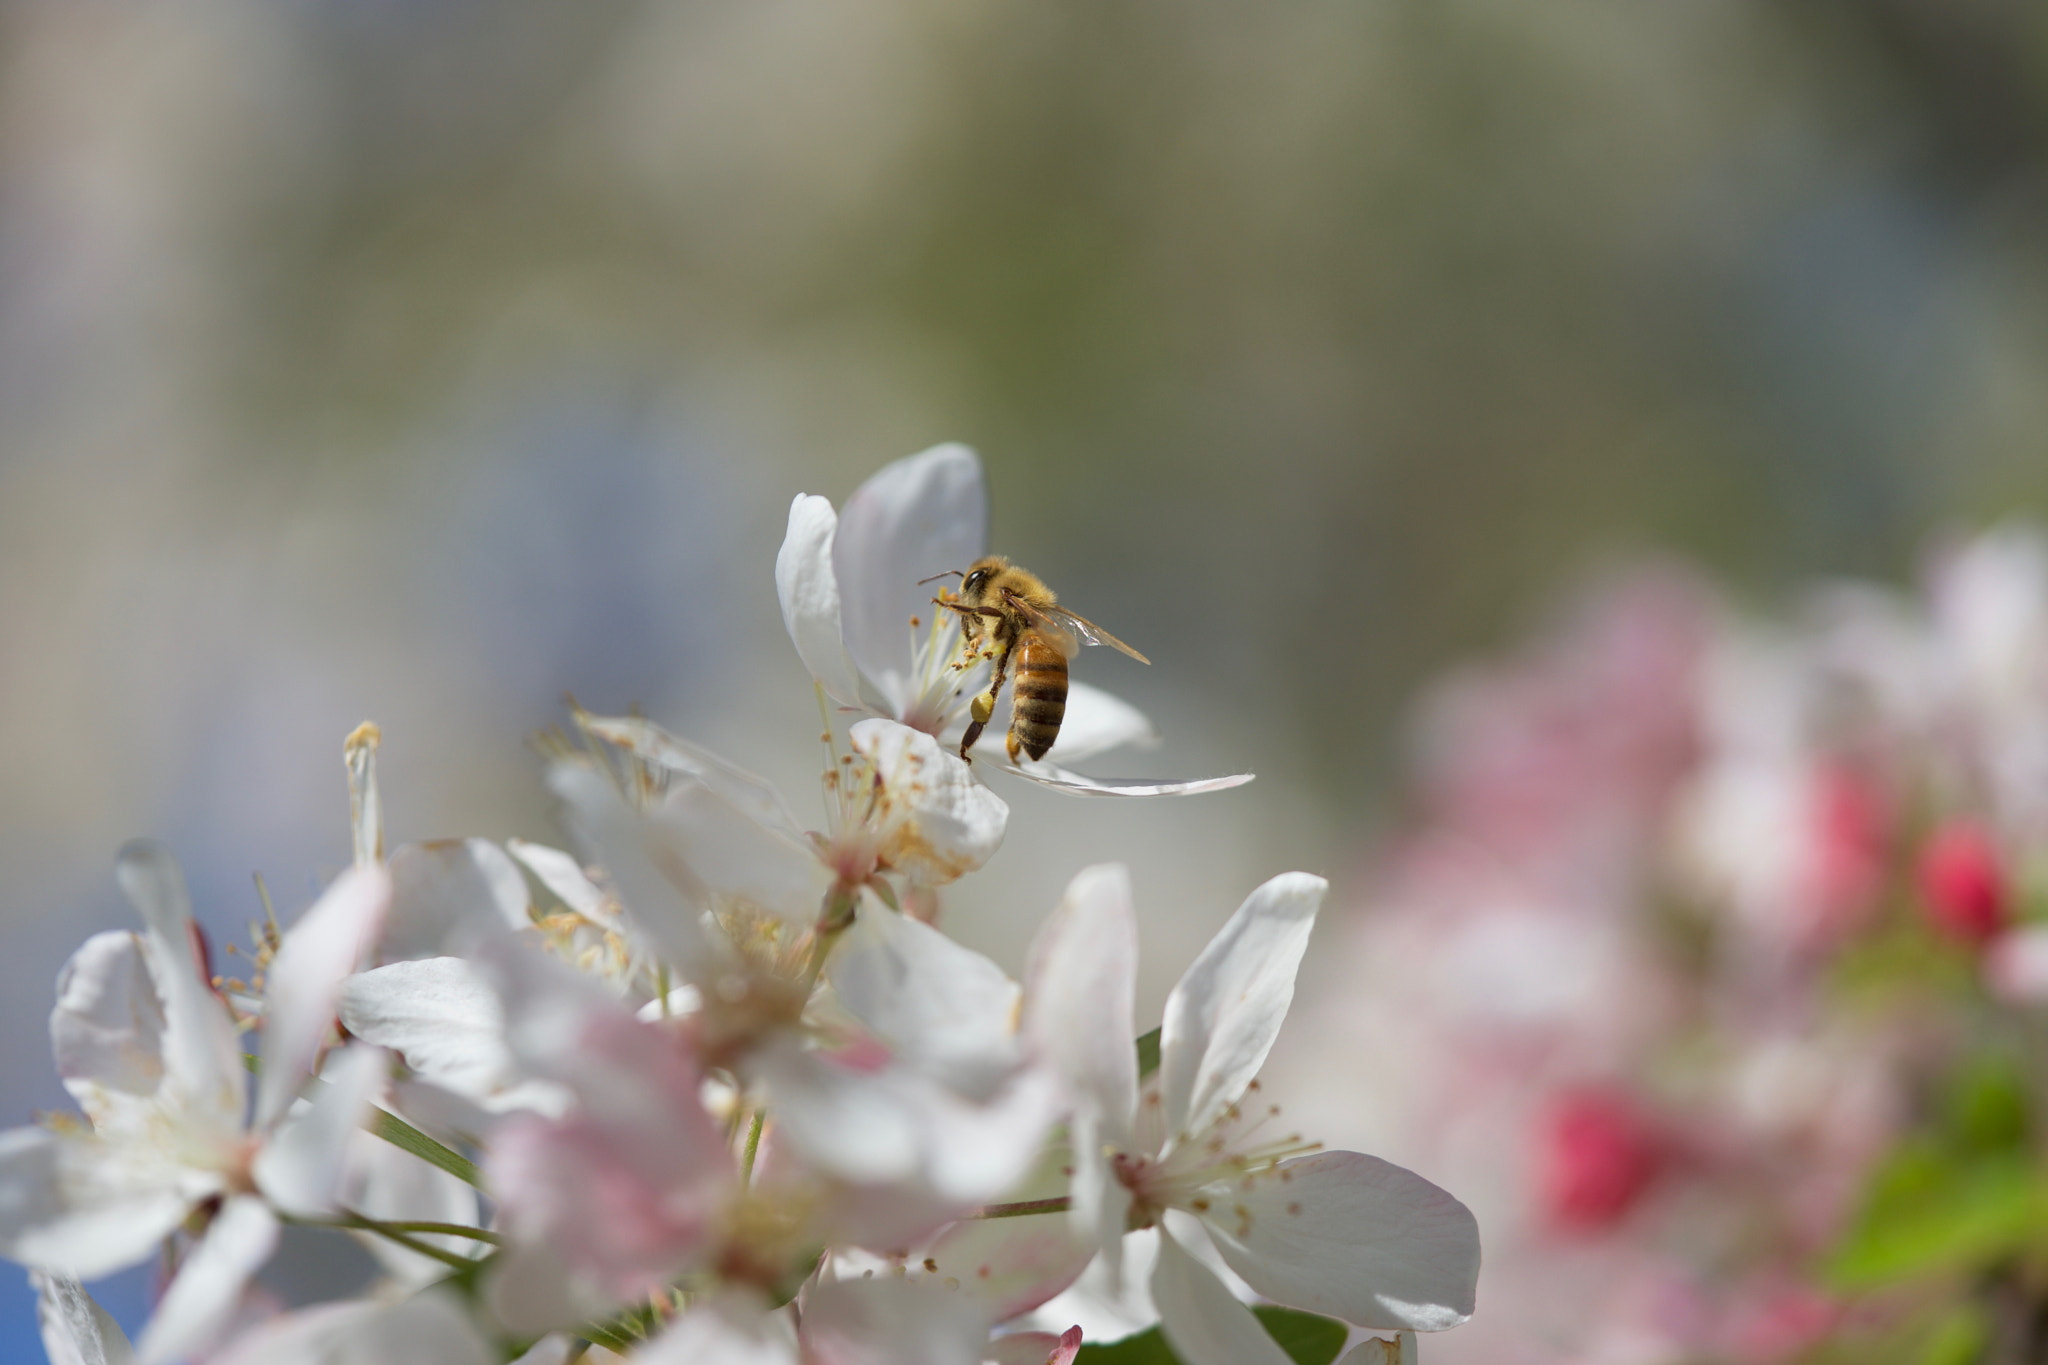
(0, 447), (1479, 1365)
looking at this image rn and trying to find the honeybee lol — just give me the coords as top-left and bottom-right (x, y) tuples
(924, 555), (1149, 763)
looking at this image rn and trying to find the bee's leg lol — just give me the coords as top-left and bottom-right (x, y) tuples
(932, 599), (1003, 652)
(959, 635), (1016, 761)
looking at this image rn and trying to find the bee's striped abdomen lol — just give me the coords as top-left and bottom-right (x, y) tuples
(1008, 633), (1069, 761)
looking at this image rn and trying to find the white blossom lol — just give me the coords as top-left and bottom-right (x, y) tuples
(0, 843), (391, 1364)
(776, 444), (1251, 797)
(1025, 865), (1479, 1365)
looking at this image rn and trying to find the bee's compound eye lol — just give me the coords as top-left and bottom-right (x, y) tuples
(965, 570), (986, 592)
(970, 693), (995, 724)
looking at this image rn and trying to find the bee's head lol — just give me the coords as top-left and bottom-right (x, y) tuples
(960, 556), (1007, 601)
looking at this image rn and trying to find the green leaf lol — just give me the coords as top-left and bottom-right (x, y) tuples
(1135, 1027), (1162, 1081)
(1942, 1053), (2030, 1154)
(1251, 1307), (1349, 1365)
(366, 1106), (485, 1190)
(1074, 1326), (1179, 1365)
(1827, 1148), (2042, 1290)
(245, 1051), (484, 1190)
(1070, 1307), (1350, 1365)
(1916, 1304), (1991, 1365)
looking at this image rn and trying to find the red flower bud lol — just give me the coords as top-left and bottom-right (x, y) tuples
(1537, 1087), (1664, 1231)
(1917, 820), (2008, 944)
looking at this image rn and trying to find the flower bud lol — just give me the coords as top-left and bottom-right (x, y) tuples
(1917, 820), (2008, 944)
(1537, 1087), (1664, 1231)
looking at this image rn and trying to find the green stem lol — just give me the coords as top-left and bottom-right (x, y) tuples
(971, 1196), (1072, 1220)
(803, 887), (858, 991)
(369, 1220), (501, 1245)
(286, 1210), (477, 1270)
(365, 1106), (485, 1189)
(241, 1052), (485, 1190)
(578, 1321), (640, 1355)
(741, 1110), (767, 1186)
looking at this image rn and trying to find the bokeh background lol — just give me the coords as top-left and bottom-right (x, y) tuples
(4, 0), (2047, 1353)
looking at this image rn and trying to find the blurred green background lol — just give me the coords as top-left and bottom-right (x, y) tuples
(3, 0), (2046, 1348)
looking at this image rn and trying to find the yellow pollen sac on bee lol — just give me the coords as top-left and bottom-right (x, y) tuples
(969, 693), (995, 725)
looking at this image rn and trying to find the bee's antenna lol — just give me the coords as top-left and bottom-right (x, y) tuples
(918, 570), (963, 585)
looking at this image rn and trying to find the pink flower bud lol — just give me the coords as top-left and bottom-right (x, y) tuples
(1537, 1087), (1664, 1232)
(1917, 821), (2008, 944)
(1722, 1280), (1839, 1364)
(1801, 763), (1889, 941)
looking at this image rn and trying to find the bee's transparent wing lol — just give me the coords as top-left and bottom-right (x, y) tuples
(1005, 594), (1150, 663)
(997, 754), (1254, 797)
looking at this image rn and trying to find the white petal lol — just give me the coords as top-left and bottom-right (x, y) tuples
(777, 493), (866, 708)
(1158, 873), (1324, 1144)
(1024, 865), (1138, 1147)
(810, 1182), (986, 1259)
(1068, 1109), (1132, 1291)
(745, 1042), (920, 1187)
(0, 1127), (192, 1279)
(644, 781), (826, 922)
(635, 984), (704, 1022)
(254, 1044), (387, 1216)
(1338, 1335), (1418, 1365)
(257, 865), (392, 1130)
(34, 1271), (135, 1365)
(803, 1275), (993, 1365)
(1202, 1151), (1479, 1332)
(547, 764), (718, 979)
(581, 716), (811, 844)
(1031, 1223), (1161, 1342)
(922, 1209), (1097, 1323)
(633, 1294), (797, 1365)
(552, 763), (824, 968)
(830, 902), (1021, 1100)
(985, 1330), (1082, 1365)
(993, 760), (1255, 798)
(478, 940), (734, 1263)
(507, 1336), (582, 1365)
(1032, 683), (1158, 764)
(481, 1240), (625, 1339)
(834, 445), (986, 708)
(919, 1067), (1063, 1209)
(506, 839), (613, 925)
(344, 1124), (484, 1284)
(1986, 925), (2048, 1003)
(340, 958), (515, 1103)
(478, 936), (644, 1087)
(211, 1289), (495, 1365)
(851, 719), (1009, 885)
(382, 840), (531, 963)
(51, 931), (165, 1113)
(114, 842), (244, 1126)
(1150, 1230), (1293, 1365)
(751, 1041), (1056, 1206)
(136, 1195), (279, 1365)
